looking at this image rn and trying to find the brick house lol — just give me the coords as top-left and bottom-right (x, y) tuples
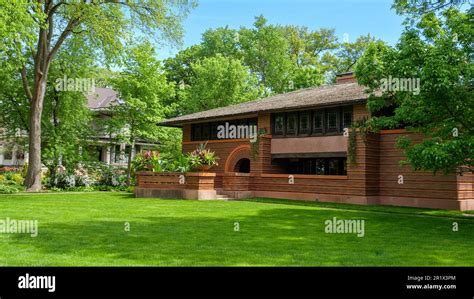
(138, 73), (473, 211)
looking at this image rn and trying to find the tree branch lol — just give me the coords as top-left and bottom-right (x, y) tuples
(47, 17), (80, 63)
(21, 65), (33, 102)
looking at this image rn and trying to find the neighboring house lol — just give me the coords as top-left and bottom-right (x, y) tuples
(155, 72), (473, 211)
(0, 87), (159, 168)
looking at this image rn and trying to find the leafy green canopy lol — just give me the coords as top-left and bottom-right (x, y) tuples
(356, 1), (473, 174)
(164, 15), (374, 115)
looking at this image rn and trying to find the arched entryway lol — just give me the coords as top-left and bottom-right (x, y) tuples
(234, 158), (250, 173)
(225, 145), (251, 173)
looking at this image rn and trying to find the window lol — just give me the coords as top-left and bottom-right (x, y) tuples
(327, 109), (339, 132)
(273, 157), (347, 175)
(270, 105), (353, 137)
(201, 123), (210, 140)
(312, 110), (324, 134)
(3, 145), (13, 160)
(274, 114), (285, 136)
(114, 145), (121, 163)
(191, 118), (257, 141)
(343, 109), (353, 129)
(210, 123), (219, 140)
(299, 112), (310, 135)
(191, 124), (201, 141)
(314, 159), (325, 175)
(286, 113), (297, 135)
(328, 159), (339, 175)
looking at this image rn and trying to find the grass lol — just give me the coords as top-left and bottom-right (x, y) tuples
(0, 192), (473, 266)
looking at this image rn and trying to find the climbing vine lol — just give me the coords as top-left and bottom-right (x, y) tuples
(250, 128), (267, 159)
(348, 117), (370, 165)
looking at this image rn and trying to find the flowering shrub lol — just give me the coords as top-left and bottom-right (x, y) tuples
(132, 150), (163, 172)
(0, 167), (19, 173)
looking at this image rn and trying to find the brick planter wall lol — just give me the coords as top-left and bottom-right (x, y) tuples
(135, 172), (216, 200)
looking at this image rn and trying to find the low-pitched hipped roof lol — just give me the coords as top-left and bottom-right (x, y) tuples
(160, 82), (369, 127)
(86, 87), (119, 110)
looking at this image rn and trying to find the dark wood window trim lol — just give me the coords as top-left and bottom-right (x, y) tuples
(272, 157), (347, 175)
(299, 111), (311, 136)
(286, 112), (298, 136)
(271, 105), (352, 138)
(191, 118), (257, 141)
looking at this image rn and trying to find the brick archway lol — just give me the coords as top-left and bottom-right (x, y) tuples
(225, 145), (251, 173)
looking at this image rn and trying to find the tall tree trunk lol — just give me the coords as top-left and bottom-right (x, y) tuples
(22, 1), (77, 192)
(25, 78), (47, 192)
(126, 139), (135, 186)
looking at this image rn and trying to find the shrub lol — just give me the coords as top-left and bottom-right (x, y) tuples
(166, 154), (191, 172)
(11, 173), (24, 185)
(4, 172), (14, 180)
(52, 173), (76, 189)
(0, 175), (5, 183)
(0, 184), (22, 194)
(96, 164), (127, 187)
(21, 162), (28, 178)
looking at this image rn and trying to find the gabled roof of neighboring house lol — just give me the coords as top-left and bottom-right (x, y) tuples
(86, 87), (119, 110)
(160, 82), (370, 127)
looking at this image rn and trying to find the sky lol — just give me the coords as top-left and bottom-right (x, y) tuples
(157, 0), (406, 60)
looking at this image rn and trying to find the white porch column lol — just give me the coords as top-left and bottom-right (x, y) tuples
(11, 145), (17, 165)
(23, 151), (29, 164)
(0, 144), (4, 165)
(119, 143), (126, 163)
(105, 146), (111, 165)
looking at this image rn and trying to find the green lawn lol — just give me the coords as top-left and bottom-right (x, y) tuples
(0, 192), (473, 266)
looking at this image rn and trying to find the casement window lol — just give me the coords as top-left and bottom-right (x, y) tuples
(274, 114), (285, 136)
(327, 158), (340, 175)
(326, 109), (339, 133)
(314, 158), (326, 175)
(299, 112), (310, 135)
(312, 110), (324, 134)
(271, 106), (353, 137)
(273, 157), (347, 175)
(286, 113), (298, 136)
(191, 124), (201, 141)
(3, 148), (13, 160)
(191, 118), (258, 141)
(342, 107), (353, 129)
(210, 123), (219, 140)
(201, 123), (210, 140)
(114, 145), (122, 163)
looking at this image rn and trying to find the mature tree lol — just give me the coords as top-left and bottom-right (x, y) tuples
(335, 34), (375, 73)
(41, 35), (97, 181)
(181, 54), (264, 114)
(283, 26), (339, 88)
(0, 0), (194, 191)
(239, 15), (293, 93)
(163, 45), (204, 117)
(200, 26), (242, 59)
(355, 3), (473, 174)
(110, 42), (175, 185)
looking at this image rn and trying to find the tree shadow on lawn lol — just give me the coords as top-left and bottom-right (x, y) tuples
(8, 207), (474, 266)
